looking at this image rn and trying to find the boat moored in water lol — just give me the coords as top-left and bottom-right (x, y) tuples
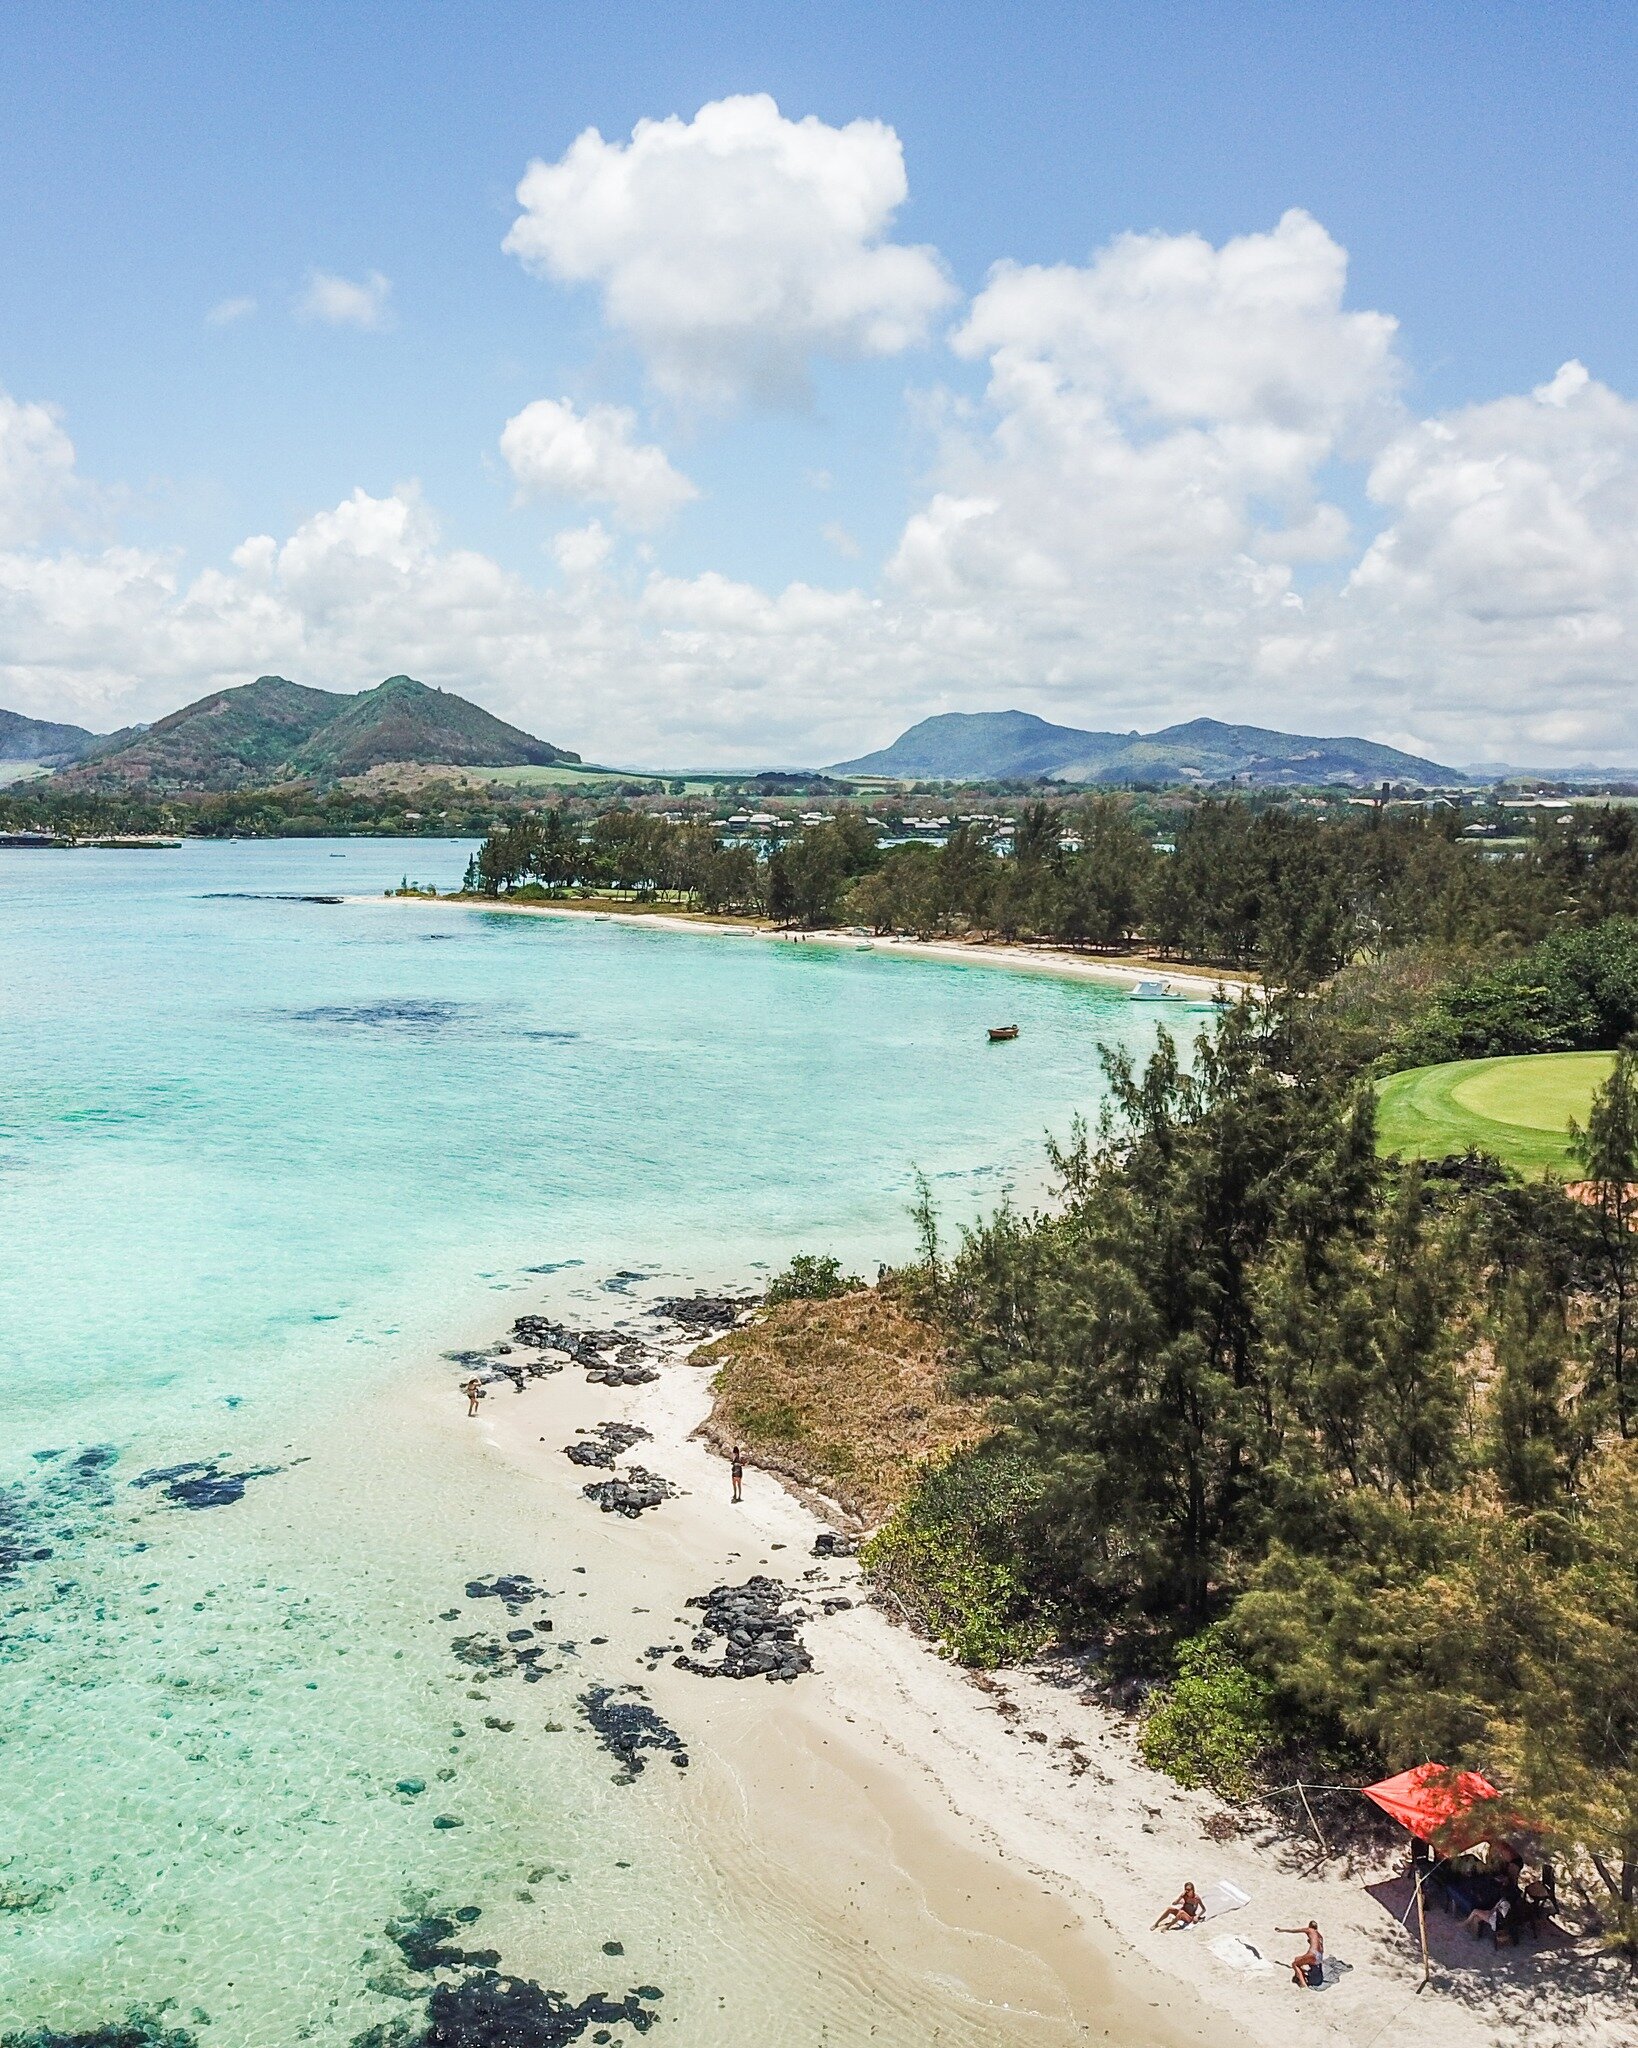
(988, 1023), (1020, 1042)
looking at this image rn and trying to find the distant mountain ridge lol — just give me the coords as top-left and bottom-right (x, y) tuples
(57, 675), (578, 791)
(0, 706), (103, 768)
(832, 710), (1464, 787)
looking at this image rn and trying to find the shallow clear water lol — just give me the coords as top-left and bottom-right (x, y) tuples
(0, 841), (1174, 2045)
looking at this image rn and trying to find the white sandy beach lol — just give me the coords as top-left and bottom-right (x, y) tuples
(366, 891), (1238, 1001)
(447, 1312), (1636, 2048)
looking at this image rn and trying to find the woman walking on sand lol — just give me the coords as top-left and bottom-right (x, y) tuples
(730, 1446), (744, 1503)
(463, 1377), (483, 1417)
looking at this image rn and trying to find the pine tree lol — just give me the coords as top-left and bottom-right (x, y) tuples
(1572, 1045), (1638, 1437)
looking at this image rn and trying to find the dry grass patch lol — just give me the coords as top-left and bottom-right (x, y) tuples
(695, 1287), (986, 1525)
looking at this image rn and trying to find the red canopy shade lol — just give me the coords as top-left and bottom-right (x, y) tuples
(1362, 1763), (1524, 1852)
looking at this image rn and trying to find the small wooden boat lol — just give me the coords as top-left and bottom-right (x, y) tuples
(988, 1023), (1020, 1042)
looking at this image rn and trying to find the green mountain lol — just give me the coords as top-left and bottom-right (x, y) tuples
(831, 709), (1463, 787)
(0, 706), (103, 768)
(60, 675), (577, 791)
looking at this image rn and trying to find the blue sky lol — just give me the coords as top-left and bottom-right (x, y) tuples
(4, 2), (1638, 766)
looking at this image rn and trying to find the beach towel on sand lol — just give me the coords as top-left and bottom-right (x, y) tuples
(1200, 1880), (1251, 1920)
(1208, 1934), (1273, 1974)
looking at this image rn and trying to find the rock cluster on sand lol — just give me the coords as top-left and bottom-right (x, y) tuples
(580, 1468), (673, 1518)
(648, 1294), (758, 1336)
(578, 1683), (690, 1781)
(676, 1576), (813, 1682)
(563, 1421), (651, 1469)
(584, 1359), (659, 1387)
(812, 1530), (859, 1558)
(510, 1316), (660, 1385)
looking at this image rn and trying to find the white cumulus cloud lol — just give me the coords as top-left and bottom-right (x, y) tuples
(894, 210), (1400, 622)
(13, 204), (1638, 771)
(297, 269), (393, 330)
(1297, 359), (1638, 759)
(206, 295), (258, 328)
(504, 94), (955, 406)
(500, 397), (696, 529)
(0, 391), (78, 547)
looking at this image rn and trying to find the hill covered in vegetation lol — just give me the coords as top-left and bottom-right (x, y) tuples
(57, 674), (577, 791)
(0, 705), (104, 770)
(832, 709), (1462, 787)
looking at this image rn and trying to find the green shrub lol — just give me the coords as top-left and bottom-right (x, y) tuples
(863, 1447), (1052, 1667)
(1138, 1625), (1279, 1800)
(1396, 919), (1638, 1066)
(765, 1252), (863, 1304)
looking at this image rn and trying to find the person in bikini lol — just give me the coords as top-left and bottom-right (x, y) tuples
(1279, 1920), (1325, 1987)
(1153, 1882), (1206, 1930)
(730, 1446), (744, 1502)
(463, 1377), (483, 1417)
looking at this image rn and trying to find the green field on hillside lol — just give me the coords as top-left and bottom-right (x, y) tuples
(1375, 1051), (1616, 1177)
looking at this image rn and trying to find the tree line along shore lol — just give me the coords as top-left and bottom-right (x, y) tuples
(455, 798), (1638, 1953)
(701, 1006), (1638, 1961)
(459, 797), (1638, 1037)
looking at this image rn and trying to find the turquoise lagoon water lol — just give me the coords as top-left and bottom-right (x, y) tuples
(0, 841), (1177, 2046)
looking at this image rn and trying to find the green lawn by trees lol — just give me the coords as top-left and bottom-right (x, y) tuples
(1376, 1052), (1616, 1177)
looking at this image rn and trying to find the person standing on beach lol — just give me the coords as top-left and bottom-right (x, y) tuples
(730, 1446), (744, 1502)
(463, 1377), (483, 1417)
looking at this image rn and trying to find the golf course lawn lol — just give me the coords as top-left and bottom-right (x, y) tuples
(1375, 1050), (1616, 1177)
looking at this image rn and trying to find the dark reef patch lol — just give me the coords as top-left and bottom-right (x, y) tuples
(359, 1906), (663, 2048)
(130, 1461), (280, 1510)
(0, 1490), (53, 1583)
(354, 1975), (660, 2047)
(285, 1000), (469, 1035)
(2, 1442), (122, 1588)
(450, 1627), (555, 1683)
(0, 2015), (198, 2048)
(387, 1910), (499, 1974)
(464, 1574), (547, 1615)
(578, 1684), (688, 1782)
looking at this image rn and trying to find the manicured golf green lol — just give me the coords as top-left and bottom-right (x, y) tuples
(1375, 1051), (1616, 1177)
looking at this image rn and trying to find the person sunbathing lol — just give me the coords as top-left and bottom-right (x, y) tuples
(1279, 1920), (1325, 1987)
(1153, 1883), (1206, 1930)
